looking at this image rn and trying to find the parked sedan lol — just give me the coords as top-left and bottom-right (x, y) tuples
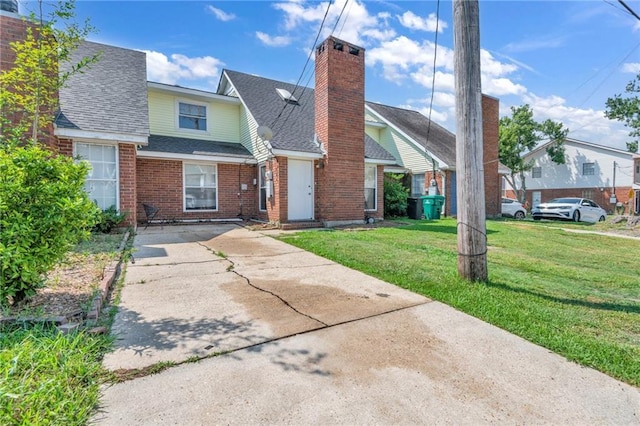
(501, 197), (527, 219)
(532, 197), (607, 223)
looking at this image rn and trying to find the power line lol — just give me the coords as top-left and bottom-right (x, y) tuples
(275, 0), (351, 136)
(269, 0), (334, 132)
(424, 0), (441, 174)
(618, 0), (640, 20)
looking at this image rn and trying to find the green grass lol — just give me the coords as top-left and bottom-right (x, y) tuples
(278, 218), (640, 387)
(0, 324), (110, 425)
(0, 232), (127, 425)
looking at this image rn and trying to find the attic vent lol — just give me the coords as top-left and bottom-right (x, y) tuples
(276, 88), (298, 104)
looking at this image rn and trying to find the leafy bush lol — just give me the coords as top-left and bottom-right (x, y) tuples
(384, 173), (409, 217)
(0, 140), (99, 306)
(92, 205), (127, 234)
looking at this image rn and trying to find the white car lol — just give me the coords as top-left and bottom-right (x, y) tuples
(532, 197), (606, 223)
(501, 197), (527, 219)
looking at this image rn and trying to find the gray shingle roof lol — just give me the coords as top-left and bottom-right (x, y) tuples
(221, 70), (396, 162)
(56, 41), (149, 138)
(141, 135), (253, 158)
(366, 102), (456, 166)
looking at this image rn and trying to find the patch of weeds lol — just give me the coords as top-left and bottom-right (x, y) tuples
(105, 361), (176, 383)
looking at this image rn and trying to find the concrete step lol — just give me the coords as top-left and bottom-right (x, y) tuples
(280, 221), (323, 230)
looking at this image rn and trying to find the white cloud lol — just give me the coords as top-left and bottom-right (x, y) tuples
(398, 11), (447, 33)
(144, 50), (223, 89)
(206, 5), (236, 22)
(522, 93), (629, 149)
(621, 62), (640, 73)
(272, 0), (394, 47)
(256, 31), (292, 47)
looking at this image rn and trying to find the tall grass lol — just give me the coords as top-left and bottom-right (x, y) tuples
(0, 324), (110, 425)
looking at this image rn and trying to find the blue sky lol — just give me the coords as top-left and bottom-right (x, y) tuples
(21, 0), (640, 150)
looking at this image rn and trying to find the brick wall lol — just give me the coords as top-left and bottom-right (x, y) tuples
(119, 144), (137, 226)
(1, 12), (57, 147)
(136, 158), (257, 224)
(482, 95), (501, 217)
(315, 37), (366, 223)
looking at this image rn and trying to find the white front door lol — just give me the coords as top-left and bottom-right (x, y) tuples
(288, 159), (314, 221)
(532, 191), (542, 208)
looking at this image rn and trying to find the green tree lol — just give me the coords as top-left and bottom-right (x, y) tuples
(499, 105), (569, 202)
(0, 0), (99, 142)
(384, 174), (409, 217)
(0, 1), (100, 306)
(605, 72), (640, 153)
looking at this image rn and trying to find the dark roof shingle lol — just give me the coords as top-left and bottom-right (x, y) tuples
(56, 41), (149, 138)
(365, 102), (456, 166)
(222, 70), (396, 162)
(141, 135), (253, 158)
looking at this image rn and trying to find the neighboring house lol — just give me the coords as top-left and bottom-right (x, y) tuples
(2, 6), (505, 228)
(513, 138), (638, 214)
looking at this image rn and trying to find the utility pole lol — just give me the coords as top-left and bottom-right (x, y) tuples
(453, 0), (488, 282)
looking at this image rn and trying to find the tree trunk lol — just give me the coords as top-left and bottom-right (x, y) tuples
(453, 0), (487, 282)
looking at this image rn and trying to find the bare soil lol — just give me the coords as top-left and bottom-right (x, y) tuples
(1, 252), (116, 320)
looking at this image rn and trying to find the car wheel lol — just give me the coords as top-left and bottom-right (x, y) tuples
(599, 215), (606, 222)
(572, 210), (580, 222)
(514, 211), (525, 220)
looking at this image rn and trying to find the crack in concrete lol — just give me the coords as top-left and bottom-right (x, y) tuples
(107, 301), (432, 382)
(196, 240), (329, 326)
(228, 262), (329, 327)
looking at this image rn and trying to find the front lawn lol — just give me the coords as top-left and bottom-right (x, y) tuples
(278, 218), (640, 387)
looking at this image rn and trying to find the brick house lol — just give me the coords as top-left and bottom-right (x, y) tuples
(3, 5), (504, 227)
(509, 138), (639, 214)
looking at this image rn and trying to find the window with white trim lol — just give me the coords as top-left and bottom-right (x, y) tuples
(582, 162), (595, 176)
(411, 174), (425, 196)
(75, 143), (118, 210)
(184, 163), (217, 211)
(364, 164), (377, 210)
(532, 166), (542, 179)
(259, 164), (267, 211)
(178, 101), (207, 131)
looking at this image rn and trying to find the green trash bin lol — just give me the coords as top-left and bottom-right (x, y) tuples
(421, 195), (445, 220)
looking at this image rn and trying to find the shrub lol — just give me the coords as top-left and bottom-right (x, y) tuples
(92, 206), (127, 234)
(0, 141), (99, 306)
(384, 173), (409, 217)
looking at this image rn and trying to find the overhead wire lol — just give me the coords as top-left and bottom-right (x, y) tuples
(424, 0), (441, 177)
(275, 0), (351, 136)
(269, 0), (334, 133)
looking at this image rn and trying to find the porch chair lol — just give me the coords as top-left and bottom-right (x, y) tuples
(142, 203), (160, 230)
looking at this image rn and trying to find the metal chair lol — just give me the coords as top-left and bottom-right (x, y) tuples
(142, 203), (160, 230)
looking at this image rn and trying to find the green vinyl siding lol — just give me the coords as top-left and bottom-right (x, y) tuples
(148, 91), (240, 142)
(379, 127), (433, 174)
(365, 111), (382, 123)
(364, 126), (380, 142)
(239, 105), (271, 163)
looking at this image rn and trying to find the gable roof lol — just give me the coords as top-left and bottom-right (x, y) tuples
(220, 70), (396, 162)
(525, 137), (635, 159)
(365, 102), (455, 167)
(55, 41), (149, 143)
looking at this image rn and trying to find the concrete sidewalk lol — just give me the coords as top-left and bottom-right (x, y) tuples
(94, 224), (640, 425)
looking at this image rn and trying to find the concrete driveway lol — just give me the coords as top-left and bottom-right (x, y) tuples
(93, 224), (640, 425)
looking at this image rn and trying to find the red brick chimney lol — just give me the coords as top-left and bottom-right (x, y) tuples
(482, 94), (500, 217)
(314, 36), (365, 225)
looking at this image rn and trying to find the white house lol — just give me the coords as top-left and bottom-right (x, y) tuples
(513, 138), (637, 214)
